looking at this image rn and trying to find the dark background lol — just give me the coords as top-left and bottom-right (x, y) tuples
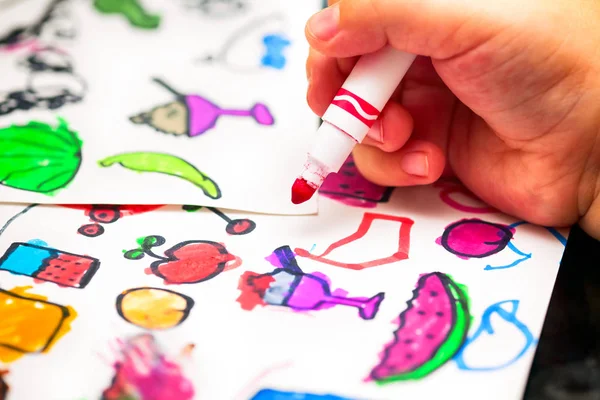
(524, 224), (600, 399)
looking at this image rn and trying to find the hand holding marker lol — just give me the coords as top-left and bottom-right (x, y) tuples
(291, 46), (415, 204)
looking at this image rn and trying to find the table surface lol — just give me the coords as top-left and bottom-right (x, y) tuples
(523, 223), (600, 399)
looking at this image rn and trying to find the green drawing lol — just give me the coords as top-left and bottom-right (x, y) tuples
(370, 272), (471, 383)
(98, 152), (221, 199)
(0, 118), (82, 195)
(93, 0), (161, 30)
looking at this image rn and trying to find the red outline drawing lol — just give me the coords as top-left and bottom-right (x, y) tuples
(294, 213), (414, 270)
(434, 181), (497, 214)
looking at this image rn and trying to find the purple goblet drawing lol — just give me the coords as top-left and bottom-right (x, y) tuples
(129, 78), (275, 137)
(237, 245), (384, 320)
(185, 94), (274, 136)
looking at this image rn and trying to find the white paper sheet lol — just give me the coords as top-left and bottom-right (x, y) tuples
(0, 1), (569, 399)
(0, 181), (567, 400)
(0, 0), (320, 214)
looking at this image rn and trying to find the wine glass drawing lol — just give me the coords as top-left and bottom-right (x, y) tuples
(237, 245), (384, 320)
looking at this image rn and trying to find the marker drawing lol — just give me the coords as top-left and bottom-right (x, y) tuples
(291, 46), (415, 204)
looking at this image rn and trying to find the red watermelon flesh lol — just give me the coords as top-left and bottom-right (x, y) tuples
(35, 253), (99, 288)
(370, 272), (470, 382)
(319, 155), (391, 208)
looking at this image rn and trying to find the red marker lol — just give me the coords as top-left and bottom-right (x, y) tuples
(291, 46), (416, 204)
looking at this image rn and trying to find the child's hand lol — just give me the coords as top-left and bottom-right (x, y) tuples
(305, 0), (600, 238)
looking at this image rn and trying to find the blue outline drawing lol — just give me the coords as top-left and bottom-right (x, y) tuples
(454, 300), (536, 371)
(251, 389), (359, 400)
(484, 221), (567, 270)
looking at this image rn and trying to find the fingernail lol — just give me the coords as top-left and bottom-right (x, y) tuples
(308, 4), (340, 41)
(401, 152), (429, 177)
(366, 120), (384, 143)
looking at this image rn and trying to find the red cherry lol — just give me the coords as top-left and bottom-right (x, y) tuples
(78, 223), (104, 237)
(226, 219), (256, 235)
(90, 205), (120, 223)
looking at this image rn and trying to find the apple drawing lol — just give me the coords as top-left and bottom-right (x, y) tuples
(124, 235), (240, 284)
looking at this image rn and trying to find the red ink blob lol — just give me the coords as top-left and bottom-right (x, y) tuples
(233, 221), (250, 233)
(236, 271), (274, 310)
(291, 178), (317, 204)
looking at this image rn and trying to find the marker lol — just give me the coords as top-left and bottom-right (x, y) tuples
(291, 46), (416, 204)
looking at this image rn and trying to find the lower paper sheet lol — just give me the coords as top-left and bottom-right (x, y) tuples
(0, 180), (567, 400)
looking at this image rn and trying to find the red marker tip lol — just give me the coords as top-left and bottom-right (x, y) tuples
(291, 178), (317, 204)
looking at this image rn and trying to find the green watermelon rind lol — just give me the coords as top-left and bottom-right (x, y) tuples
(374, 272), (471, 384)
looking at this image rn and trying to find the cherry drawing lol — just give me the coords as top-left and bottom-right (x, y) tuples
(437, 218), (533, 270)
(182, 205), (256, 235)
(61, 204), (164, 238)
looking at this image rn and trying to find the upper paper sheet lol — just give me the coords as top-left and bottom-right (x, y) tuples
(0, 0), (320, 214)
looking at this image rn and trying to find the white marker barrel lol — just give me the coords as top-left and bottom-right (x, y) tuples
(322, 46), (416, 143)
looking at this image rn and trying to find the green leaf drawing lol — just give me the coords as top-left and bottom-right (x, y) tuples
(142, 235), (164, 248)
(0, 118), (83, 194)
(124, 249), (145, 260)
(98, 152), (222, 199)
(182, 205), (202, 212)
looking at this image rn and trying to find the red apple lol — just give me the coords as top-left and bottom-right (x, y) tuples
(150, 241), (235, 284)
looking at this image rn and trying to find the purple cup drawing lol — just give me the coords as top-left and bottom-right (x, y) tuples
(129, 78), (275, 137)
(238, 245), (385, 320)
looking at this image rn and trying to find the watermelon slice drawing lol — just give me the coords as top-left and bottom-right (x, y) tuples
(0, 241), (99, 289)
(370, 272), (470, 383)
(319, 155), (393, 208)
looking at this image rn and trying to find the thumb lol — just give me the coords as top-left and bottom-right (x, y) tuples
(305, 0), (530, 60)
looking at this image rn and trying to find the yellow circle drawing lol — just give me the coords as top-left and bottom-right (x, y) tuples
(116, 287), (194, 330)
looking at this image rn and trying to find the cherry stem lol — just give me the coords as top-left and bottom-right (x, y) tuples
(140, 236), (169, 261)
(207, 207), (232, 223)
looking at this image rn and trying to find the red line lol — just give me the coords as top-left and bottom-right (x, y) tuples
(295, 213), (414, 270)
